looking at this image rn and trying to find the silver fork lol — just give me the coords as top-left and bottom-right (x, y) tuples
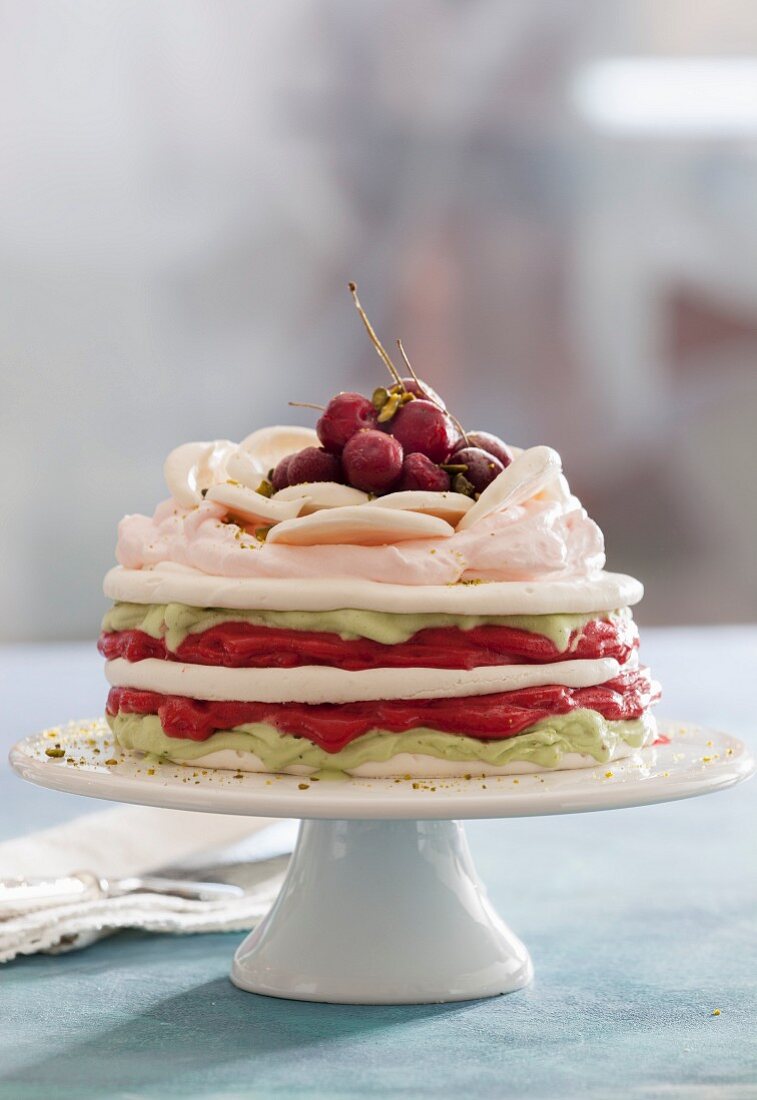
(0, 871), (245, 915)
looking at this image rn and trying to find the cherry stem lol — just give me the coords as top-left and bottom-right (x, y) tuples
(288, 401), (326, 412)
(396, 339), (469, 446)
(348, 282), (405, 388)
(396, 338), (423, 388)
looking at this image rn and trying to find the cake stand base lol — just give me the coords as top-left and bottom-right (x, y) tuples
(231, 818), (532, 1004)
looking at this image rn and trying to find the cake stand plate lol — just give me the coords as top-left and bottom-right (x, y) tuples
(10, 720), (755, 1005)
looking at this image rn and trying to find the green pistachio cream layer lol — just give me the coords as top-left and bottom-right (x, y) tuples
(102, 601), (630, 652)
(108, 709), (654, 774)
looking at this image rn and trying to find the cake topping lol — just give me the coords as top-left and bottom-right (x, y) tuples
(397, 452), (451, 493)
(446, 447), (505, 495)
(133, 285), (606, 569)
(316, 392), (378, 453)
(286, 446), (343, 486)
(341, 429), (404, 493)
(280, 284), (509, 495)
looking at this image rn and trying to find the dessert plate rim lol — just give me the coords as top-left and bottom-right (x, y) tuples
(8, 719), (755, 821)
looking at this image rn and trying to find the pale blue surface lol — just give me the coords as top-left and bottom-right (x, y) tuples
(1, 630), (756, 1099)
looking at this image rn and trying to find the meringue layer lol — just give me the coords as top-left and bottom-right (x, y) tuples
(104, 565), (642, 616)
(104, 655), (624, 704)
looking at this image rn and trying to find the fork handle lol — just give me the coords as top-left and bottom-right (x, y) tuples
(0, 871), (102, 914)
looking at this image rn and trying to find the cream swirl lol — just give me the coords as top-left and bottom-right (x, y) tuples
(116, 486), (605, 585)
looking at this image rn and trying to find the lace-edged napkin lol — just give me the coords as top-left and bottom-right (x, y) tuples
(0, 805), (293, 963)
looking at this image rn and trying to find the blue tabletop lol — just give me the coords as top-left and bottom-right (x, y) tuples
(1, 629), (755, 1100)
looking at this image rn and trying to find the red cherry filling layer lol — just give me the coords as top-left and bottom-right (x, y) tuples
(106, 667), (659, 753)
(98, 616), (639, 672)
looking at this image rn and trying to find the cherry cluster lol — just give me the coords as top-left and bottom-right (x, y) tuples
(271, 385), (512, 497)
(268, 282), (514, 498)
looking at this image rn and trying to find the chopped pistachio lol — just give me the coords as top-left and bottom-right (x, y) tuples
(452, 472), (476, 497)
(377, 392), (402, 422)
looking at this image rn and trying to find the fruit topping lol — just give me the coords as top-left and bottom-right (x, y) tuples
(341, 429), (404, 492)
(396, 375), (446, 409)
(168, 285), (518, 538)
(267, 286), (514, 503)
(397, 452), (451, 493)
(455, 431), (513, 470)
(448, 446), (505, 494)
(287, 447), (344, 486)
(271, 454), (294, 491)
(316, 392), (377, 454)
(389, 399), (460, 464)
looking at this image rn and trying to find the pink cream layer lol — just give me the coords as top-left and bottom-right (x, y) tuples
(117, 495), (605, 585)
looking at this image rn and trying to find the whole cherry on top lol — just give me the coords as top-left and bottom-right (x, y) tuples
(269, 283), (513, 498)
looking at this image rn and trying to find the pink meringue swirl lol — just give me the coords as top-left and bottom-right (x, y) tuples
(116, 491), (605, 586)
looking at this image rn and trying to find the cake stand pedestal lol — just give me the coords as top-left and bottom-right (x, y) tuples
(232, 817), (531, 1003)
(10, 720), (755, 1005)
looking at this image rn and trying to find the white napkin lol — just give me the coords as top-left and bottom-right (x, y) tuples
(0, 805), (293, 963)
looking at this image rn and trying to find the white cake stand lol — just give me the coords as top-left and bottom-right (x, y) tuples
(10, 719), (755, 1005)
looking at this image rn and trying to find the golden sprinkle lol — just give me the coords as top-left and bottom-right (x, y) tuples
(711, 1008), (721, 1016)
(45, 747), (65, 759)
(298, 783), (310, 791)
(604, 771), (614, 778)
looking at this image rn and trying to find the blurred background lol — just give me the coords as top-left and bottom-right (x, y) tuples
(2, 0), (756, 641)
